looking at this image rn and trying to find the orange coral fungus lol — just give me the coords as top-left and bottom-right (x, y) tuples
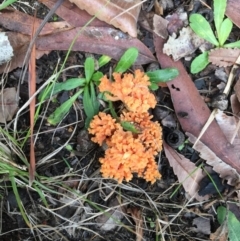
(100, 129), (161, 183)
(99, 69), (156, 112)
(120, 112), (162, 155)
(88, 112), (120, 145)
(89, 111), (162, 183)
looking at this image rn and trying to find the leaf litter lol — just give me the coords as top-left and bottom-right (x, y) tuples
(1, 0), (240, 240)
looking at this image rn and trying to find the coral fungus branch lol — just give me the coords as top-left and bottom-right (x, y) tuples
(88, 69), (162, 183)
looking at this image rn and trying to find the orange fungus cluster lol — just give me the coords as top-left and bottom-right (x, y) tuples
(88, 70), (162, 183)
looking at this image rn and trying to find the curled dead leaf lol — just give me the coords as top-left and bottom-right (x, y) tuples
(36, 27), (156, 65)
(163, 142), (209, 201)
(209, 48), (240, 67)
(39, 0), (110, 28)
(68, 0), (142, 37)
(0, 88), (18, 122)
(187, 132), (240, 186)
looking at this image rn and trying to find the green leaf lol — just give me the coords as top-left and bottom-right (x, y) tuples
(98, 55), (111, 68)
(84, 57), (95, 83)
(146, 68), (179, 83)
(0, 0), (17, 10)
(190, 14), (219, 46)
(217, 206), (240, 241)
(190, 51), (209, 74)
(83, 86), (95, 118)
(214, 0), (227, 37)
(92, 71), (104, 83)
(9, 171), (30, 227)
(114, 47), (138, 73)
(218, 18), (233, 46)
(47, 89), (83, 125)
(39, 78), (86, 100)
(149, 82), (159, 91)
(90, 82), (99, 115)
(217, 206), (227, 224)
(120, 121), (141, 134)
(83, 83), (99, 129)
(224, 40), (240, 48)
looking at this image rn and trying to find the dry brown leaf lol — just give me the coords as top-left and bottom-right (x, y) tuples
(0, 32), (48, 74)
(39, 0), (110, 28)
(0, 88), (18, 123)
(0, 8), (72, 36)
(187, 132), (240, 186)
(226, 0), (240, 29)
(95, 197), (124, 231)
(215, 110), (240, 145)
(210, 224), (228, 241)
(128, 207), (143, 241)
(69, 0), (142, 37)
(154, 34), (240, 176)
(234, 79), (240, 103)
(209, 48), (240, 67)
(36, 26), (156, 65)
(231, 94), (240, 117)
(163, 142), (208, 201)
(192, 217), (211, 235)
(153, 14), (168, 39)
(163, 27), (207, 61)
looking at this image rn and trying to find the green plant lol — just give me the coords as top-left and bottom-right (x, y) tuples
(0, 0), (18, 10)
(41, 48), (179, 127)
(189, 0), (240, 74)
(217, 206), (240, 241)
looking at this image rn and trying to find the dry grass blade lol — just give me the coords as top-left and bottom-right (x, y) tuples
(28, 10), (37, 185)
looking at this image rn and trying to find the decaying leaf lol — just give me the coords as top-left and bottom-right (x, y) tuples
(36, 26), (156, 65)
(234, 79), (240, 103)
(69, 0), (142, 37)
(163, 27), (208, 61)
(153, 14), (168, 39)
(210, 224), (228, 241)
(155, 34), (240, 176)
(95, 197), (125, 231)
(192, 217), (211, 235)
(0, 88), (18, 123)
(226, 0), (240, 29)
(39, 0), (110, 28)
(0, 8), (72, 36)
(231, 94), (240, 117)
(165, 12), (188, 35)
(187, 132), (240, 186)
(215, 110), (240, 145)
(0, 32), (48, 73)
(163, 142), (208, 201)
(209, 48), (240, 67)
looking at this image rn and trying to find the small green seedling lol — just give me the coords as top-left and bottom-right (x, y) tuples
(0, 0), (18, 10)
(190, 0), (240, 73)
(217, 206), (240, 241)
(41, 47), (179, 127)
